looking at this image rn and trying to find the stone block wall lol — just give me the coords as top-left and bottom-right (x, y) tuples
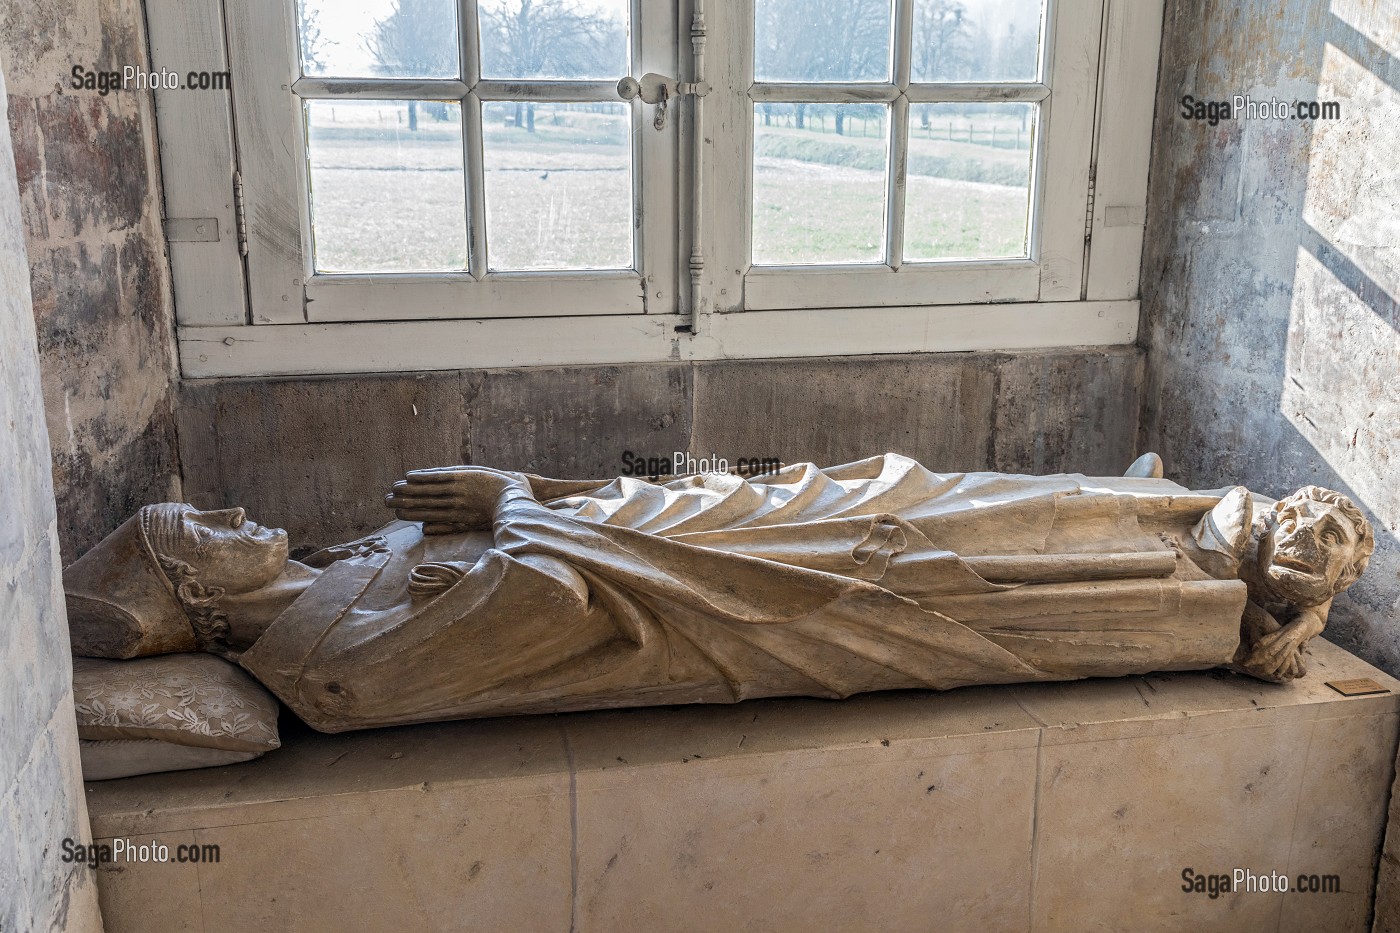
(176, 348), (1144, 552)
(0, 57), (103, 933)
(0, 0), (182, 565)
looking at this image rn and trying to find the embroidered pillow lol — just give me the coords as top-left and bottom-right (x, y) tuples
(73, 654), (281, 754)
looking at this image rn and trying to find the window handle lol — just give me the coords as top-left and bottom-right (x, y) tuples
(617, 73), (708, 130)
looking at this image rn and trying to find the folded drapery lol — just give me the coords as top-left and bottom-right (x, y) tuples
(239, 455), (1247, 732)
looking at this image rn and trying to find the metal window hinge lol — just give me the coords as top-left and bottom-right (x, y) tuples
(1084, 163), (1097, 244)
(233, 171), (249, 257)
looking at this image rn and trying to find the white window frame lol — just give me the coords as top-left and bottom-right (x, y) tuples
(150, 0), (1164, 377)
(233, 0), (677, 324)
(714, 0), (1088, 312)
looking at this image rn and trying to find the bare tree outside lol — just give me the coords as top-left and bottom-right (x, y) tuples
(479, 0), (624, 77)
(996, 21), (1040, 83)
(755, 0), (890, 132)
(479, 0), (626, 131)
(755, 0), (890, 83)
(912, 0), (974, 130)
(913, 0), (1040, 84)
(299, 6), (329, 74)
(364, 0), (459, 129)
(912, 0), (973, 82)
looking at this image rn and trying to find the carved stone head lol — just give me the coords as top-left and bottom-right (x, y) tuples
(1256, 486), (1374, 607)
(145, 504), (289, 595)
(65, 504), (288, 659)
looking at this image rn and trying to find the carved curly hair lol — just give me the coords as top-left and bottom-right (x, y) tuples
(155, 553), (233, 657)
(1268, 486), (1375, 591)
(138, 503), (233, 655)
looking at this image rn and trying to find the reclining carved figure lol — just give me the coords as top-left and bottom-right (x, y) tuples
(63, 454), (1374, 732)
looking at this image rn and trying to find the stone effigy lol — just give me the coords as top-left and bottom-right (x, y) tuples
(63, 454), (1374, 732)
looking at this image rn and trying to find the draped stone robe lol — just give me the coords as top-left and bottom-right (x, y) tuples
(237, 454), (1251, 732)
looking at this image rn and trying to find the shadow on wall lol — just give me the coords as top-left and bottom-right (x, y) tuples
(1141, 0), (1399, 671)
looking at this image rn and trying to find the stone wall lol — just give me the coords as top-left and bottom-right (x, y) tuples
(0, 0), (181, 565)
(1141, 0), (1400, 675)
(177, 347), (1143, 552)
(0, 0), (1150, 580)
(0, 58), (104, 933)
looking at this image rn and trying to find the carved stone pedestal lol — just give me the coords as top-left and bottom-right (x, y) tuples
(87, 639), (1397, 932)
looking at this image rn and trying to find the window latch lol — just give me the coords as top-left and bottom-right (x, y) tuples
(616, 73), (708, 130)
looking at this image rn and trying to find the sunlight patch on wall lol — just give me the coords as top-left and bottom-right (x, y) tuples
(1283, 247), (1399, 548)
(1302, 43), (1400, 306)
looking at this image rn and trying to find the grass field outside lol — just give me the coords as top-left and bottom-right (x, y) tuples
(307, 114), (468, 273)
(754, 121), (1033, 186)
(308, 104), (633, 271)
(305, 101), (1030, 272)
(753, 159), (1028, 265)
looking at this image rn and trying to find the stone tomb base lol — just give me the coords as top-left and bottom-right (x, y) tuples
(86, 639), (1398, 932)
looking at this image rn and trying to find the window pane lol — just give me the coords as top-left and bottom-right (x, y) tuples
(903, 102), (1035, 261)
(754, 0), (892, 83)
(911, 0), (1043, 82)
(478, 0), (629, 80)
(298, 0), (459, 79)
(752, 103), (888, 265)
(306, 100), (468, 273)
(482, 102), (633, 271)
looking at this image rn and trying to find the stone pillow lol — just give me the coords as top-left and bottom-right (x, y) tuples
(73, 654), (281, 777)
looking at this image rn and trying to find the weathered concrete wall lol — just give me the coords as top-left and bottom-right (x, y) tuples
(0, 0), (182, 564)
(177, 347), (1144, 552)
(0, 59), (104, 933)
(1141, 0), (1399, 676)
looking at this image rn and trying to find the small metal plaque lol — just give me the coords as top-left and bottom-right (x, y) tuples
(1326, 678), (1390, 697)
(165, 217), (220, 242)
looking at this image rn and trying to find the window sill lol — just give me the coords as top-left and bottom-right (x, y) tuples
(178, 299), (1138, 378)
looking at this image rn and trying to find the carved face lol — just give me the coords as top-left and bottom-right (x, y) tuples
(1257, 497), (1363, 606)
(163, 508), (289, 594)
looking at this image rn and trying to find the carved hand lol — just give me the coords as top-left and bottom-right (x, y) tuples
(1236, 607), (1326, 682)
(386, 466), (528, 534)
(1243, 625), (1308, 681)
(408, 561), (472, 600)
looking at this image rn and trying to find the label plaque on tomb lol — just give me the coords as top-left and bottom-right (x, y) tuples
(1326, 678), (1390, 697)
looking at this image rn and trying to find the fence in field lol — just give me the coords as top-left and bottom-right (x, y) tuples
(916, 120), (1029, 150)
(756, 108), (1032, 151)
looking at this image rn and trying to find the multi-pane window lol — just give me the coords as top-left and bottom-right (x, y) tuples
(151, 0), (1161, 375)
(710, 0), (1100, 311)
(296, 0), (636, 275)
(750, 0), (1042, 268)
(221, 0), (674, 324)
